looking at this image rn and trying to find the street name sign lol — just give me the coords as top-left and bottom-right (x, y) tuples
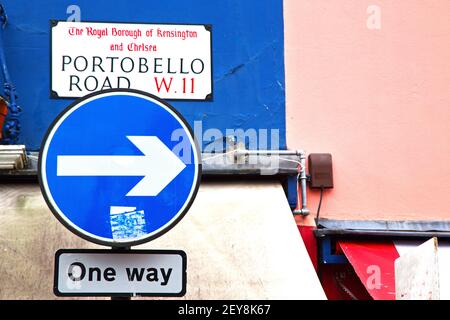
(51, 21), (212, 100)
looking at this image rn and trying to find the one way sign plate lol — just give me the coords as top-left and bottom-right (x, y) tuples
(54, 249), (187, 297)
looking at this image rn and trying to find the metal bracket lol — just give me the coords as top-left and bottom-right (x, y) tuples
(319, 236), (348, 264)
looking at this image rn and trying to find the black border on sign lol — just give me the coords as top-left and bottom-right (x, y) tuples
(53, 249), (187, 297)
(49, 20), (213, 102)
(38, 88), (202, 247)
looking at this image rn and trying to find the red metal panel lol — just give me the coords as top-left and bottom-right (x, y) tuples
(338, 241), (399, 300)
(0, 99), (7, 140)
(298, 225), (318, 271)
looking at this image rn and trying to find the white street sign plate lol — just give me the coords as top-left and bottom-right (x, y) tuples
(51, 21), (212, 100)
(54, 249), (187, 297)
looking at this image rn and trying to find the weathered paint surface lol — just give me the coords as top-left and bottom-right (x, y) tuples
(395, 239), (450, 300)
(285, 1), (450, 221)
(1, 0), (286, 150)
(0, 181), (325, 299)
(0, 183), (100, 299)
(395, 238), (439, 300)
(339, 241), (399, 300)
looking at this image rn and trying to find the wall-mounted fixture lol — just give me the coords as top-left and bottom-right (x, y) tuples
(308, 153), (333, 189)
(306, 153), (333, 224)
(294, 153), (333, 217)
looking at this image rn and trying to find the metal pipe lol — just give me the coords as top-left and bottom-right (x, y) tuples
(235, 149), (305, 156)
(293, 152), (310, 216)
(234, 149), (311, 216)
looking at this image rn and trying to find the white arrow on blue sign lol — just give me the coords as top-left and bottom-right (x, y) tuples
(39, 89), (201, 246)
(56, 136), (186, 196)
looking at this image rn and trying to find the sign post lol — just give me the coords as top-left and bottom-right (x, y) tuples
(39, 89), (201, 297)
(110, 247), (131, 301)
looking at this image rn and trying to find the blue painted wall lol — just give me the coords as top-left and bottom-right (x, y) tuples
(1, 0), (286, 151)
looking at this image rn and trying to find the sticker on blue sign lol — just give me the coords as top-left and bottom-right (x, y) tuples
(38, 89), (201, 247)
(109, 206), (147, 240)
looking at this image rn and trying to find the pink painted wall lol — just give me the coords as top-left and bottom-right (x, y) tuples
(284, 1), (450, 221)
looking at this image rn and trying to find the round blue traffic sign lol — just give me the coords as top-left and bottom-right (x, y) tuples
(39, 89), (201, 246)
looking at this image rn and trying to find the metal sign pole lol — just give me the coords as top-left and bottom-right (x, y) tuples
(111, 246), (131, 301)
